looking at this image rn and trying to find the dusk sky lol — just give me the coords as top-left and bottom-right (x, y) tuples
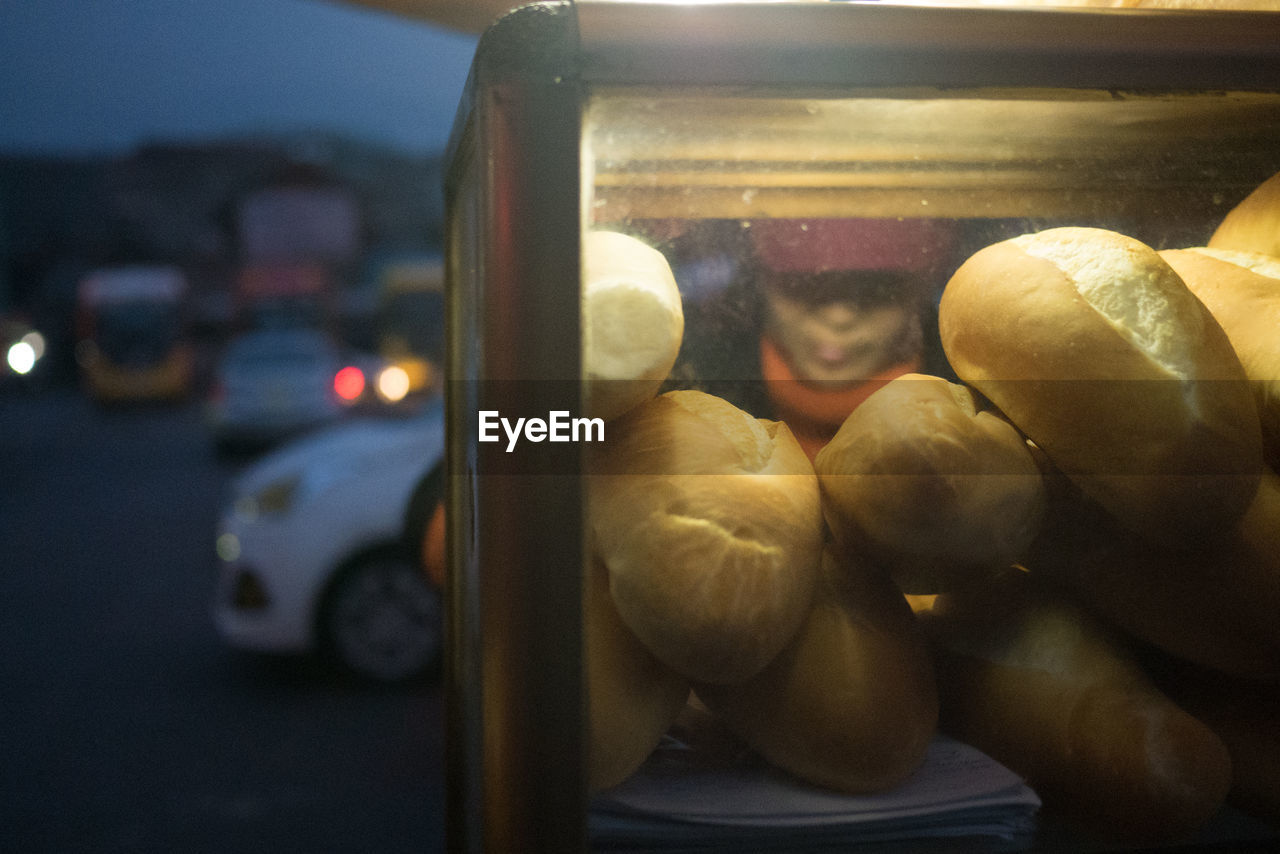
(0, 0), (479, 157)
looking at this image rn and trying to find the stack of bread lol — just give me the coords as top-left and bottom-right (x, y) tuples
(925, 194), (1278, 841)
(921, 211), (1280, 842)
(580, 230), (939, 798)
(585, 388), (939, 796)
(578, 182), (1280, 846)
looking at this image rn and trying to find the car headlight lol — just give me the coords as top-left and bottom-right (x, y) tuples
(216, 532), (242, 562)
(233, 457), (372, 521)
(6, 332), (44, 375)
(234, 473), (302, 519)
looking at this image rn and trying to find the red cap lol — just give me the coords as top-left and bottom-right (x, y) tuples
(751, 218), (957, 274)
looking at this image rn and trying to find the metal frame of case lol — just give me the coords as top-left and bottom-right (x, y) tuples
(442, 3), (1280, 851)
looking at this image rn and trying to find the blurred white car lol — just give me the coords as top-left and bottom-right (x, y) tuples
(213, 397), (445, 683)
(207, 327), (356, 451)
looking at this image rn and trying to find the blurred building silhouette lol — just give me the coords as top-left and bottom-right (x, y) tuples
(0, 132), (446, 382)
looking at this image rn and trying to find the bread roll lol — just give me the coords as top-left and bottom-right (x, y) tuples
(585, 554), (690, 793)
(1209, 169), (1280, 258)
(1160, 247), (1280, 468)
(1028, 468), (1280, 683)
(938, 226), (1262, 547)
(814, 373), (1046, 593)
(696, 544), (938, 794)
(922, 568), (1233, 844)
(582, 230), (684, 422)
(588, 389), (822, 685)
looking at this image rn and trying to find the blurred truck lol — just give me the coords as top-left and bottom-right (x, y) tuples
(74, 265), (194, 403)
(371, 255), (444, 405)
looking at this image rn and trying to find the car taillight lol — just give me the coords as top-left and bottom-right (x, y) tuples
(334, 365), (365, 402)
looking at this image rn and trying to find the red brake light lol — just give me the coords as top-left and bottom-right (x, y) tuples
(334, 365), (365, 402)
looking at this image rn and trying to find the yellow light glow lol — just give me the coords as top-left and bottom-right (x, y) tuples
(377, 365), (411, 403)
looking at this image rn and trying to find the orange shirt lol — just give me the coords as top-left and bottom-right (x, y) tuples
(760, 335), (919, 461)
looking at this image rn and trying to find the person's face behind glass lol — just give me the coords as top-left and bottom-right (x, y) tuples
(761, 269), (924, 387)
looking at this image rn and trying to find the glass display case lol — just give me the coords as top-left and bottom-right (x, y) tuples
(442, 3), (1280, 851)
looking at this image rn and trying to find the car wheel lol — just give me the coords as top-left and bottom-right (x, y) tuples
(322, 551), (443, 684)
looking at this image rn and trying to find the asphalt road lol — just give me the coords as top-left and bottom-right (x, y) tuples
(0, 388), (446, 854)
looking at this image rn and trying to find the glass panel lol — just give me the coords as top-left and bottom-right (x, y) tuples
(443, 151), (484, 854)
(579, 85), (1280, 847)
(582, 86), (1280, 409)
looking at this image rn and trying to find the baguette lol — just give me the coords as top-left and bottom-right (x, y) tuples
(696, 544), (938, 794)
(582, 230), (685, 422)
(815, 373), (1046, 593)
(1160, 247), (1280, 468)
(1209, 169), (1280, 259)
(586, 554), (690, 793)
(1028, 468), (1280, 683)
(588, 390), (822, 685)
(922, 568), (1233, 844)
(938, 226), (1262, 547)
